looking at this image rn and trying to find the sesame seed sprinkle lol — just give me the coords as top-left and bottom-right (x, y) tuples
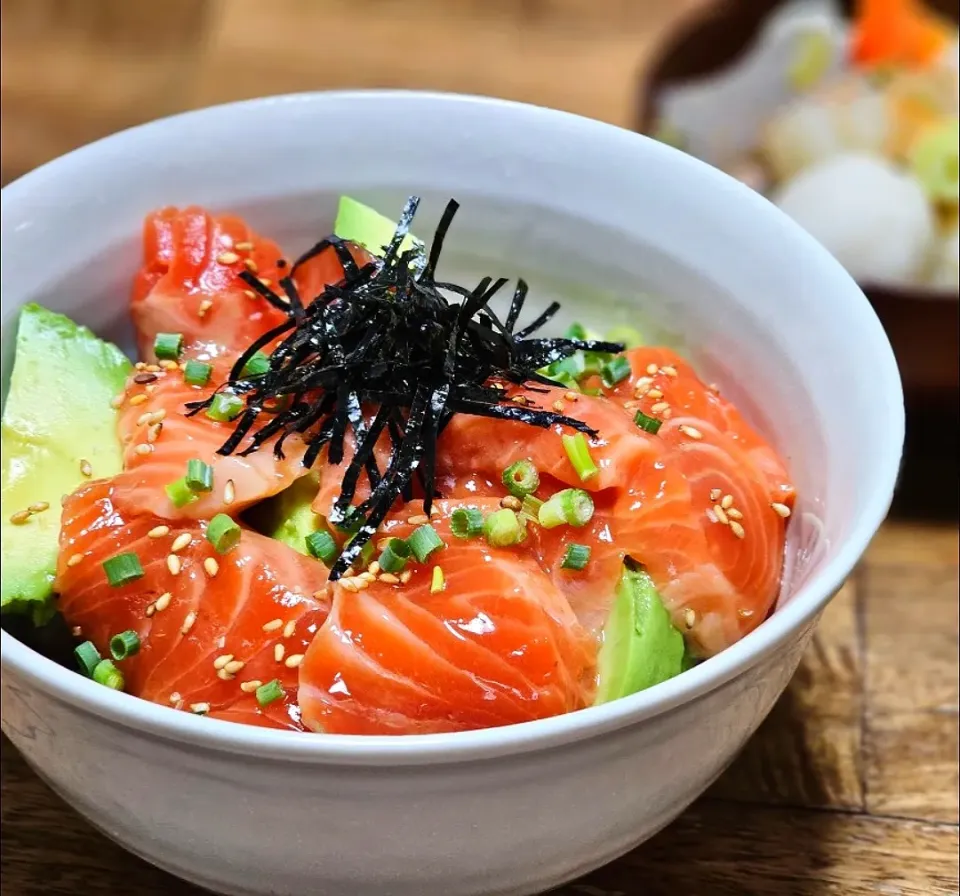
(80, 459), (93, 477)
(684, 608), (696, 629)
(650, 402), (669, 414)
(367, 561), (381, 576)
(9, 510), (31, 525)
(678, 425), (703, 440)
(135, 443), (154, 456)
(244, 258), (259, 273)
(258, 277), (272, 288)
(284, 654), (305, 669)
(726, 508), (743, 521)
(262, 618), (283, 633)
(146, 364), (162, 373)
(223, 480), (236, 505)
(646, 389), (664, 399)
(203, 557), (219, 578)
(713, 505), (730, 525)
(148, 525), (170, 538)
(217, 668), (235, 681)
(283, 620), (296, 639)
(274, 643), (285, 662)
(235, 241), (254, 251)
(217, 251), (240, 265)
(552, 400), (565, 413)
(171, 533), (192, 553)
(145, 603), (156, 617)
(169, 692), (181, 705)
(709, 488), (722, 502)
(721, 494), (734, 510)
(500, 495), (522, 511)
(240, 680), (262, 693)
(167, 555), (182, 575)
(128, 393), (148, 406)
(213, 654), (234, 670)
(339, 578), (359, 592)
(223, 659), (245, 675)
(771, 502), (792, 519)
(147, 423), (163, 443)
(154, 591), (172, 612)
(729, 521), (746, 539)
(244, 289), (257, 300)
(28, 501), (50, 513)
(645, 363), (658, 375)
(407, 514), (429, 525)
(190, 702), (210, 714)
(181, 611), (197, 635)
(661, 366), (679, 377)
(564, 391), (579, 402)
(379, 573), (400, 585)
(67, 553), (84, 567)
(400, 570), (413, 584)
(198, 299), (213, 318)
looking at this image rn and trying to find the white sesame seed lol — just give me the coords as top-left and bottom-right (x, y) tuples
(190, 702), (210, 714)
(709, 488), (722, 502)
(379, 572), (400, 585)
(342, 566), (357, 579)
(147, 423), (163, 443)
(240, 680), (262, 693)
(244, 289), (257, 300)
(771, 502), (792, 519)
(135, 443), (154, 456)
(147, 409), (167, 423)
(244, 258), (259, 272)
(217, 668), (235, 681)
(234, 241), (254, 252)
(28, 501), (50, 513)
(359, 571), (377, 584)
(198, 299), (213, 317)
(274, 643), (285, 662)
(154, 591), (172, 612)
(684, 608), (696, 629)
(145, 603), (156, 617)
(650, 402), (669, 414)
(713, 505), (730, 525)
(400, 570), (412, 584)
(313, 587), (330, 600)
(258, 277), (272, 288)
(128, 393), (148, 406)
(135, 362), (147, 371)
(564, 391), (579, 402)
(203, 557), (219, 578)
(661, 408), (672, 419)
(645, 363), (658, 375)
(721, 494), (734, 510)
(552, 400), (565, 413)
(284, 654), (304, 669)
(79, 459), (93, 477)
(171, 533), (192, 553)
(67, 553), (84, 567)
(646, 389), (664, 399)
(217, 251), (240, 265)
(224, 659), (245, 675)
(729, 521), (746, 539)
(181, 611), (197, 635)
(223, 480), (236, 505)
(148, 525), (170, 539)
(679, 425), (703, 440)
(213, 654), (234, 670)
(407, 514), (429, 525)
(726, 508), (743, 521)
(500, 495), (522, 511)
(9, 510), (32, 525)
(136, 412), (152, 426)
(283, 619), (296, 639)
(146, 364), (162, 373)
(169, 692), (182, 705)
(159, 360), (179, 371)
(167, 555), (182, 575)
(339, 578), (359, 593)
(367, 561), (381, 576)
(661, 365), (679, 377)
(262, 618), (283, 633)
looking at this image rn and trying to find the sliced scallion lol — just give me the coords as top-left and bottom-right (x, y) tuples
(634, 410), (662, 434)
(74, 640), (101, 677)
(430, 566), (445, 593)
(242, 351), (271, 377)
(483, 509), (526, 547)
(109, 630), (141, 661)
(408, 525), (444, 563)
(605, 325), (644, 348)
(520, 494), (544, 523)
(600, 355), (632, 388)
(256, 679), (285, 708)
(183, 359), (213, 387)
(102, 552), (144, 587)
(450, 507), (484, 539)
(92, 659), (125, 690)
(538, 488), (595, 529)
(207, 513), (241, 554)
(563, 322), (589, 341)
(154, 332), (184, 360)
(305, 530), (338, 566)
(562, 432), (599, 482)
(560, 543), (591, 571)
(502, 458), (540, 498)
(185, 459), (214, 492)
(166, 476), (198, 508)
(377, 538), (411, 573)
(205, 392), (244, 423)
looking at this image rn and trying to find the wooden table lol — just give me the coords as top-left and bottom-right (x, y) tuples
(2, 2), (958, 894)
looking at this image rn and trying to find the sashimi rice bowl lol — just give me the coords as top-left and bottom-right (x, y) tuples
(0, 92), (904, 896)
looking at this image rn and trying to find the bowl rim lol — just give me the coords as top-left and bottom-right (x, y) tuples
(0, 89), (905, 765)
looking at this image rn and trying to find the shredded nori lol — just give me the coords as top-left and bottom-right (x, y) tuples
(186, 197), (623, 578)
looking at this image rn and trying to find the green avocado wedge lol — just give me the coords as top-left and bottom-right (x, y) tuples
(1, 304), (131, 622)
(594, 561), (686, 704)
(334, 196), (423, 257)
(246, 472), (325, 556)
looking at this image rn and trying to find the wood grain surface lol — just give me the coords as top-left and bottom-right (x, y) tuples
(1, 2), (958, 895)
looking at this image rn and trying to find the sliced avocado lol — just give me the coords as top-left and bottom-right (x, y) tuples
(246, 472), (325, 555)
(1, 304), (131, 620)
(334, 196), (423, 258)
(594, 562), (685, 704)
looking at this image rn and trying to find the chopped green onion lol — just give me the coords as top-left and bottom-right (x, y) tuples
(560, 543), (591, 571)
(551, 353), (587, 379)
(520, 494), (544, 522)
(242, 351), (271, 377)
(256, 679), (285, 707)
(92, 659), (125, 690)
(431, 566), (446, 594)
(562, 432), (599, 482)
(502, 458), (540, 498)
(207, 513), (241, 554)
(483, 508), (526, 547)
(450, 507), (484, 538)
(206, 392), (244, 422)
(605, 325), (644, 348)
(166, 476), (198, 508)
(183, 359), (213, 386)
(74, 640), (101, 677)
(563, 322), (589, 341)
(185, 459), (214, 492)
(305, 530), (338, 566)
(408, 525), (445, 563)
(109, 630), (141, 661)
(153, 332), (184, 360)
(538, 488), (595, 529)
(377, 538), (412, 573)
(600, 355), (632, 388)
(102, 552), (144, 587)
(580, 351), (610, 376)
(634, 410), (662, 434)
(346, 531), (375, 569)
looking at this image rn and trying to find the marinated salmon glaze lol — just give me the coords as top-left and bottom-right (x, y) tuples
(53, 207), (794, 734)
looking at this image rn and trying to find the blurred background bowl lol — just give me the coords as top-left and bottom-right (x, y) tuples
(636, 0), (959, 406)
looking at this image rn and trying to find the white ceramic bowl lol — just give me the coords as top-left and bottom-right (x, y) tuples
(0, 91), (903, 896)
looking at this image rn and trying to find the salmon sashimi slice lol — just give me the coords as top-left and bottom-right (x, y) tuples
(132, 207), (291, 361)
(299, 503), (596, 735)
(605, 347), (796, 506)
(56, 480), (330, 730)
(113, 355), (310, 520)
(292, 240), (375, 304)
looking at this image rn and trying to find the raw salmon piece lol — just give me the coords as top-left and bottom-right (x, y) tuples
(56, 479), (330, 730)
(605, 347), (796, 505)
(292, 240), (375, 305)
(299, 505), (595, 735)
(113, 357), (310, 520)
(132, 207), (291, 361)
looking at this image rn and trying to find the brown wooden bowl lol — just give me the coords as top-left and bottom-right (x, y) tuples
(637, 0), (959, 403)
